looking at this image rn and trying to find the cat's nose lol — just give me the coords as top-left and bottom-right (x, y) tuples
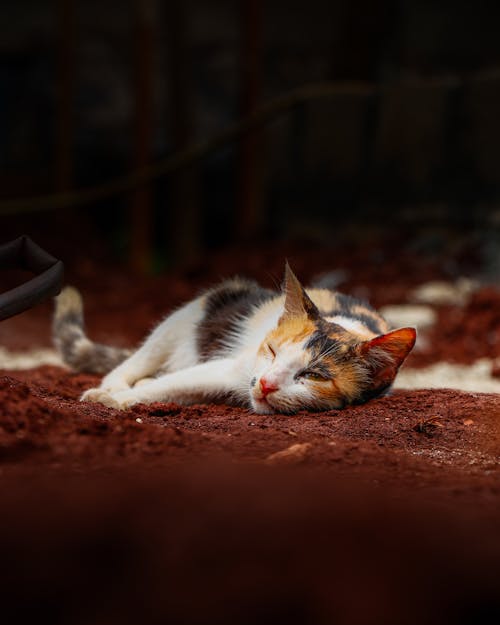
(260, 378), (279, 397)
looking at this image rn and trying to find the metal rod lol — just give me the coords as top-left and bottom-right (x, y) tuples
(55, 0), (75, 191)
(237, 0), (264, 239)
(165, 1), (201, 268)
(130, 0), (155, 273)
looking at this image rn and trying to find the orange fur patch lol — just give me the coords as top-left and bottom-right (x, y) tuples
(266, 315), (317, 348)
(310, 378), (338, 402)
(310, 362), (360, 404)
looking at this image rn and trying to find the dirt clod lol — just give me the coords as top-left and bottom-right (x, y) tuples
(265, 442), (313, 464)
(413, 415), (445, 435)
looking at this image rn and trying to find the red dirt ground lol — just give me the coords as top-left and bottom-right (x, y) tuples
(0, 236), (499, 624)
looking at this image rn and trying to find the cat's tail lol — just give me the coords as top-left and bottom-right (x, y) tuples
(53, 286), (132, 374)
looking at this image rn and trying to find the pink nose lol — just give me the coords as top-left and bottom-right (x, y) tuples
(260, 378), (279, 397)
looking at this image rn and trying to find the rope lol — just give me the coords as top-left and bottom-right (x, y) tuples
(0, 81), (376, 215)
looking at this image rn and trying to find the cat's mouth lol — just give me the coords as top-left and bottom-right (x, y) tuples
(252, 395), (276, 414)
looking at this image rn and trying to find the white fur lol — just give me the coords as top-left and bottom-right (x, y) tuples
(326, 315), (372, 337)
(92, 297), (206, 395)
(92, 358), (246, 410)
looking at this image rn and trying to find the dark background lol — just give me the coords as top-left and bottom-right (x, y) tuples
(1, 0), (500, 274)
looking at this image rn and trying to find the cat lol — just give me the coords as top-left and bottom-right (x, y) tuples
(53, 263), (416, 414)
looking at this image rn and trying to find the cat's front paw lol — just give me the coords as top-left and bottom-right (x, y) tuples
(81, 387), (122, 409)
(100, 376), (131, 395)
(110, 389), (141, 410)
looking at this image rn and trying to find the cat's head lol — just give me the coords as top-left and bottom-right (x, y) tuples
(250, 264), (416, 414)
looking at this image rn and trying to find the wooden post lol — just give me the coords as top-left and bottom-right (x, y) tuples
(236, 0), (264, 239)
(55, 0), (74, 192)
(165, 1), (200, 269)
(130, 0), (155, 273)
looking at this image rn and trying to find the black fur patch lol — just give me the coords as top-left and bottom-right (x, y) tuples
(296, 360), (332, 380)
(305, 330), (341, 358)
(351, 382), (392, 405)
(352, 313), (384, 335)
(197, 279), (276, 361)
(323, 293), (384, 335)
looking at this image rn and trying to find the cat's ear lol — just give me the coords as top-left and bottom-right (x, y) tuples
(357, 327), (416, 391)
(281, 262), (319, 321)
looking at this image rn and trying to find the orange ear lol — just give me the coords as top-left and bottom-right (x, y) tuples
(359, 327), (416, 391)
(361, 327), (416, 363)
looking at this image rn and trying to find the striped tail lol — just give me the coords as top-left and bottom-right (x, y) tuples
(53, 286), (132, 374)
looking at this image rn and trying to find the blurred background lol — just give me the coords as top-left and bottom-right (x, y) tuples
(1, 0), (500, 277)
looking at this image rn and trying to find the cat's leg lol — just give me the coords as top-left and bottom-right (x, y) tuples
(82, 297), (205, 399)
(83, 358), (246, 410)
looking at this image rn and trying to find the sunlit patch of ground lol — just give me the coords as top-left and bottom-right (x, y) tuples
(395, 358), (500, 393)
(0, 347), (63, 370)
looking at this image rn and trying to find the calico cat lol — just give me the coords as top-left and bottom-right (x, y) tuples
(53, 264), (416, 414)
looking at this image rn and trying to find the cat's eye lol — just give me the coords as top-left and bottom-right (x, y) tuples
(267, 343), (276, 358)
(302, 371), (327, 381)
